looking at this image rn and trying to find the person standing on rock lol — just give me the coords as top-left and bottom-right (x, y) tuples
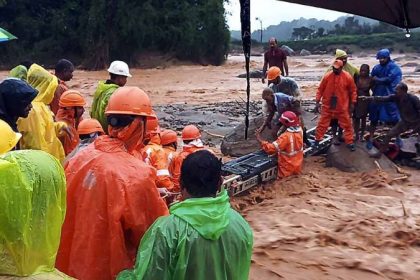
(91, 60), (132, 133)
(325, 49), (359, 145)
(262, 37), (289, 83)
(360, 82), (420, 158)
(367, 49), (402, 149)
(256, 111), (304, 178)
(267, 66), (300, 97)
(315, 60), (357, 151)
(354, 64), (374, 142)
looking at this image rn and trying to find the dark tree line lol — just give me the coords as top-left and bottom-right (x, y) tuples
(291, 17), (401, 40)
(0, 0), (230, 69)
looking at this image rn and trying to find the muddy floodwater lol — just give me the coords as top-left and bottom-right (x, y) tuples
(1, 53), (419, 279)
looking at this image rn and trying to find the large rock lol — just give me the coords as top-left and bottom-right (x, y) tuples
(300, 49), (311, 56)
(221, 116), (276, 157)
(281, 45), (295, 56)
(237, 70), (263, 78)
(326, 142), (395, 172)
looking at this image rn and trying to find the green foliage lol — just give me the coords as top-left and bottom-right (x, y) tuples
(282, 32), (420, 53)
(0, 0), (230, 69)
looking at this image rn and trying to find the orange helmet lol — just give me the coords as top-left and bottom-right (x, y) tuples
(267, 66), (281, 81)
(77, 118), (105, 135)
(160, 129), (178, 145)
(182, 125), (201, 141)
(279, 111), (299, 127)
(105, 87), (154, 117)
(59, 90), (86, 107)
(146, 114), (161, 134)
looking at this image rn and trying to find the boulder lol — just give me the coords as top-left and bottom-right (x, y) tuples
(221, 116), (276, 157)
(300, 49), (311, 56)
(280, 45), (295, 56)
(237, 70), (264, 79)
(326, 142), (395, 172)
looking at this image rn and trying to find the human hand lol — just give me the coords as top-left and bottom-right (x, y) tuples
(61, 126), (73, 138)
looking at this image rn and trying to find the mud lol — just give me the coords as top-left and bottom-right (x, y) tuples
(233, 159), (420, 280)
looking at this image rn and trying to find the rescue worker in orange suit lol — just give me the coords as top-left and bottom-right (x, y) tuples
(256, 111), (304, 178)
(315, 60), (357, 151)
(56, 90), (86, 155)
(170, 125), (204, 191)
(56, 87), (169, 280)
(142, 116), (175, 191)
(160, 129), (179, 175)
(64, 118), (104, 165)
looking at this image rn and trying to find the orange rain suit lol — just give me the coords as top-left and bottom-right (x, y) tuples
(163, 146), (178, 172)
(261, 127), (304, 178)
(55, 108), (82, 155)
(56, 132), (169, 280)
(315, 71), (357, 144)
(142, 135), (174, 191)
(170, 145), (203, 192)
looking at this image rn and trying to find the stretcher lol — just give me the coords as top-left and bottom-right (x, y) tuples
(221, 127), (333, 196)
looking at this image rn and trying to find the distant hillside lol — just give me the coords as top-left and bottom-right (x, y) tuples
(230, 15), (377, 41)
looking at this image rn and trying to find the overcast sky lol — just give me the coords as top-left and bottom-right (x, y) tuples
(225, 0), (349, 31)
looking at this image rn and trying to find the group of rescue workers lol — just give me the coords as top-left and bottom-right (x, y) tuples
(0, 60), (252, 280)
(0, 39), (419, 280)
(258, 39), (420, 180)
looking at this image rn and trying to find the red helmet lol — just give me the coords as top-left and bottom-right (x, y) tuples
(279, 111), (299, 127)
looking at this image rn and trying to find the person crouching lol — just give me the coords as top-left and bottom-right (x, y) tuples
(256, 111), (304, 178)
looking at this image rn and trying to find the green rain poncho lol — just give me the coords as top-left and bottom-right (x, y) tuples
(0, 150), (66, 277)
(90, 81), (119, 132)
(117, 190), (253, 280)
(9, 65), (28, 81)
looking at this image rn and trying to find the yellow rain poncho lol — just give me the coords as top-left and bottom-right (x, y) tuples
(334, 49), (360, 78)
(0, 150), (66, 277)
(17, 64), (66, 162)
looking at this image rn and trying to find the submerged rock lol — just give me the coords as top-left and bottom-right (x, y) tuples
(326, 142), (395, 172)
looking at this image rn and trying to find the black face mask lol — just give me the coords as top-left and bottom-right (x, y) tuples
(107, 115), (135, 128)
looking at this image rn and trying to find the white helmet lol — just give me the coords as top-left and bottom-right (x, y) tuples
(107, 61), (132, 77)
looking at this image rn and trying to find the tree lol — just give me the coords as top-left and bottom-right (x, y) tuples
(316, 27), (325, 38)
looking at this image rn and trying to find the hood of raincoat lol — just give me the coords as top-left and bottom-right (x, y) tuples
(0, 78), (38, 131)
(170, 190), (230, 240)
(0, 150), (66, 276)
(27, 64), (58, 105)
(90, 81), (119, 131)
(335, 49), (347, 58)
(10, 65), (28, 80)
(376, 48), (391, 59)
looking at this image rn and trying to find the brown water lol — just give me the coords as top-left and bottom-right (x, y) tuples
(233, 158), (420, 280)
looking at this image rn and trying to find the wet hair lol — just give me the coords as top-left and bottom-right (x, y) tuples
(398, 82), (408, 92)
(360, 64), (370, 70)
(262, 87), (274, 96)
(55, 59), (74, 73)
(180, 150), (222, 197)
